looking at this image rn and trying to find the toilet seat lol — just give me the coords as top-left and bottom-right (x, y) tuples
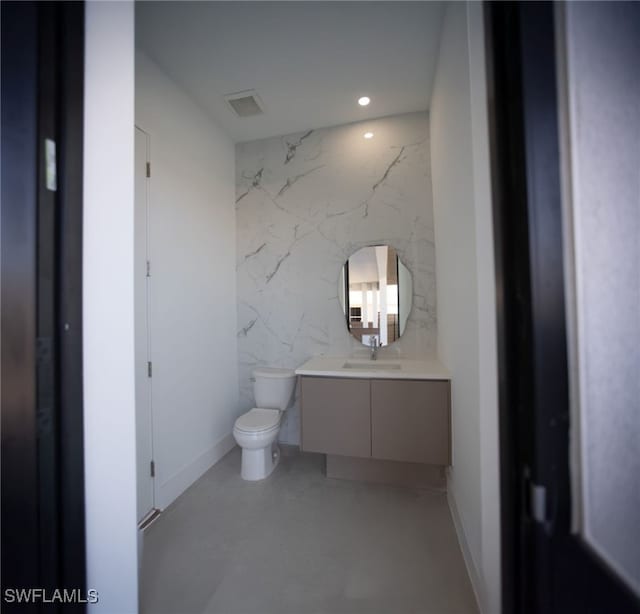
(234, 408), (280, 433)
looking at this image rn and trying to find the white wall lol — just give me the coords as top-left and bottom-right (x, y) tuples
(430, 0), (481, 591)
(135, 51), (238, 509)
(430, 3), (501, 613)
(467, 3), (502, 611)
(84, 2), (138, 612)
(235, 113), (437, 444)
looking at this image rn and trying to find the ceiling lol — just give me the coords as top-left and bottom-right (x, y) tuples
(348, 246), (381, 285)
(136, 1), (445, 143)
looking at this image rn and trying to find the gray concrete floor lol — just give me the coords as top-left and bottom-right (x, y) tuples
(140, 447), (478, 614)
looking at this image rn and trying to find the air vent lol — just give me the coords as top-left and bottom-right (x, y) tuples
(224, 90), (264, 117)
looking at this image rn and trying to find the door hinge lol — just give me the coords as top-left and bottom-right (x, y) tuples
(146, 260), (151, 277)
(146, 161), (151, 178)
(147, 361), (153, 378)
(150, 460), (155, 477)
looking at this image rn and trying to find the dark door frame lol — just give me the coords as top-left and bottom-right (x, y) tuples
(1, 1), (86, 609)
(1, 4), (40, 606)
(486, 2), (640, 613)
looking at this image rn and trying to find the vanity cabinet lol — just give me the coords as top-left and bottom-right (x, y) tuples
(300, 376), (451, 465)
(371, 380), (450, 465)
(300, 377), (370, 458)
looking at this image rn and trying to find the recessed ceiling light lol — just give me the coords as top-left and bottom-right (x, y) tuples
(358, 96), (371, 107)
(364, 132), (374, 139)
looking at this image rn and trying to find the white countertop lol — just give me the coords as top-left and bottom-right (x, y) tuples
(295, 356), (451, 380)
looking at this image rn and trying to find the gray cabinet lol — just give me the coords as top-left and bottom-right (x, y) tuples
(300, 376), (451, 465)
(371, 379), (450, 465)
(300, 377), (370, 458)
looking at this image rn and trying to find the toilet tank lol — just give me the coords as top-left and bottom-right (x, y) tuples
(253, 367), (296, 410)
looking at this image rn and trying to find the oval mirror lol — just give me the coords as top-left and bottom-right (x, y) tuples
(338, 245), (413, 347)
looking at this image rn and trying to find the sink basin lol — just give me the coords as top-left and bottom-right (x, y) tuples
(342, 361), (402, 371)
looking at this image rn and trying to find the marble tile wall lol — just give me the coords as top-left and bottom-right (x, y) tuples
(235, 112), (437, 444)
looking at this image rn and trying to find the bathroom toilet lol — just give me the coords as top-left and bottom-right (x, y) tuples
(232, 367), (296, 481)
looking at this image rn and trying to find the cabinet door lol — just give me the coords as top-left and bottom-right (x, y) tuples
(371, 380), (450, 465)
(300, 377), (371, 458)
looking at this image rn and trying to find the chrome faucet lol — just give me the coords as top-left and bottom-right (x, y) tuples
(369, 336), (378, 360)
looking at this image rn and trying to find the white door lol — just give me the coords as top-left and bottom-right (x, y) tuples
(135, 126), (154, 522)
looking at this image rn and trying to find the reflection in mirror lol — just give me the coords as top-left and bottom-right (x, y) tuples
(338, 245), (413, 347)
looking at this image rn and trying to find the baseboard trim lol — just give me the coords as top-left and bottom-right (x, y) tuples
(157, 432), (235, 509)
(447, 487), (485, 614)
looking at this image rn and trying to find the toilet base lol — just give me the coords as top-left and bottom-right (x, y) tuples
(241, 443), (280, 481)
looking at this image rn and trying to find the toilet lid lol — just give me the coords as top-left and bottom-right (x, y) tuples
(235, 408), (280, 433)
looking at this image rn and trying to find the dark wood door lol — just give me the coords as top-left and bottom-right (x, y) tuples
(487, 2), (640, 612)
(1, 2), (86, 608)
